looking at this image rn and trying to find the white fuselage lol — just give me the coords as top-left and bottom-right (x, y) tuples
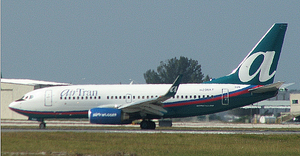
(9, 83), (251, 113)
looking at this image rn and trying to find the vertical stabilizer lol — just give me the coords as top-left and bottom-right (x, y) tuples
(206, 23), (287, 85)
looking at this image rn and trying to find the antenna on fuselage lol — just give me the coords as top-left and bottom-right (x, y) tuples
(129, 79), (139, 85)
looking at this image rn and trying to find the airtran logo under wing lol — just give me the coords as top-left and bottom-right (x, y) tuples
(238, 51), (276, 83)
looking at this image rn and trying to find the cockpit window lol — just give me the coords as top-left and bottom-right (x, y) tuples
(15, 96), (25, 102)
(15, 95), (34, 102)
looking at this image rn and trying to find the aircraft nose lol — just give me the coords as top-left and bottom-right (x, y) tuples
(9, 101), (21, 110)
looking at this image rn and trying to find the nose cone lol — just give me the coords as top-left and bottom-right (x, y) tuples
(9, 101), (21, 111)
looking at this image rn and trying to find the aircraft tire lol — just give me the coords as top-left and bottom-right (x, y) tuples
(140, 120), (148, 129)
(39, 123), (46, 129)
(140, 120), (156, 130)
(149, 121), (156, 129)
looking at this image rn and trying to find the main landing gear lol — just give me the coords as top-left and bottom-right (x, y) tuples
(140, 119), (156, 130)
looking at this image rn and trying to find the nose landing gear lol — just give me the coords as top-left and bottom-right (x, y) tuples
(38, 119), (46, 129)
(39, 122), (46, 129)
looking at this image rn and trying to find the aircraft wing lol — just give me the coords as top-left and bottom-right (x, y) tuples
(118, 75), (183, 116)
(248, 82), (284, 93)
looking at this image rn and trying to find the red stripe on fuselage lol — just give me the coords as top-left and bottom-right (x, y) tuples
(9, 107), (88, 116)
(164, 87), (251, 108)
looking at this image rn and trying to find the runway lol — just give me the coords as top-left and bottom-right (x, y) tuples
(2, 120), (300, 135)
(2, 119), (300, 128)
(2, 128), (300, 135)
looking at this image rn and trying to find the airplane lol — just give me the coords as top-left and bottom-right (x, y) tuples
(9, 23), (287, 129)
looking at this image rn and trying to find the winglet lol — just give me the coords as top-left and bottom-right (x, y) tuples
(164, 74), (183, 98)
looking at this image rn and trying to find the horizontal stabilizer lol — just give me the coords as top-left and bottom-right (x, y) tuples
(248, 82), (284, 93)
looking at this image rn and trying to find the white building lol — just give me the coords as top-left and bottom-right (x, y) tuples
(290, 93), (300, 116)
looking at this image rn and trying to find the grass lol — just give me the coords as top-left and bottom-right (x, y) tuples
(2, 132), (300, 156)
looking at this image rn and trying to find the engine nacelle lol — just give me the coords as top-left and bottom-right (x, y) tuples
(88, 108), (130, 124)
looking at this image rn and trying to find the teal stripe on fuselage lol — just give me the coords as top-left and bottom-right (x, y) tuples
(163, 90), (277, 118)
(9, 108), (88, 119)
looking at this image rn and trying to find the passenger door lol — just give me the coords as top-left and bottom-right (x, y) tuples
(45, 90), (52, 106)
(222, 88), (229, 105)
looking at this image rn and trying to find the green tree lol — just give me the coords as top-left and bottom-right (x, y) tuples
(144, 56), (209, 84)
(203, 75), (211, 82)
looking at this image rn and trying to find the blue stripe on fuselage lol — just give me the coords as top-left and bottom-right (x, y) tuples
(163, 85), (255, 108)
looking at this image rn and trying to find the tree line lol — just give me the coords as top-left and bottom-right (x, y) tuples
(144, 56), (210, 84)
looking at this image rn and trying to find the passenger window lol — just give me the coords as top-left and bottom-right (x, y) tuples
(107, 96), (109, 99)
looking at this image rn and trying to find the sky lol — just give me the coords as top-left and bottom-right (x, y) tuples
(2, 1), (300, 89)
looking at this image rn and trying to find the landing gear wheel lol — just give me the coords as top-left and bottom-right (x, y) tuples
(39, 122), (46, 129)
(140, 120), (148, 129)
(149, 121), (156, 129)
(140, 120), (156, 130)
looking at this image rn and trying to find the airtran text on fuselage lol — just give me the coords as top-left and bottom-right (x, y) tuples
(60, 88), (98, 97)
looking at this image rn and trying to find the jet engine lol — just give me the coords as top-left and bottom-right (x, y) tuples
(88, 108), (130, 124)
